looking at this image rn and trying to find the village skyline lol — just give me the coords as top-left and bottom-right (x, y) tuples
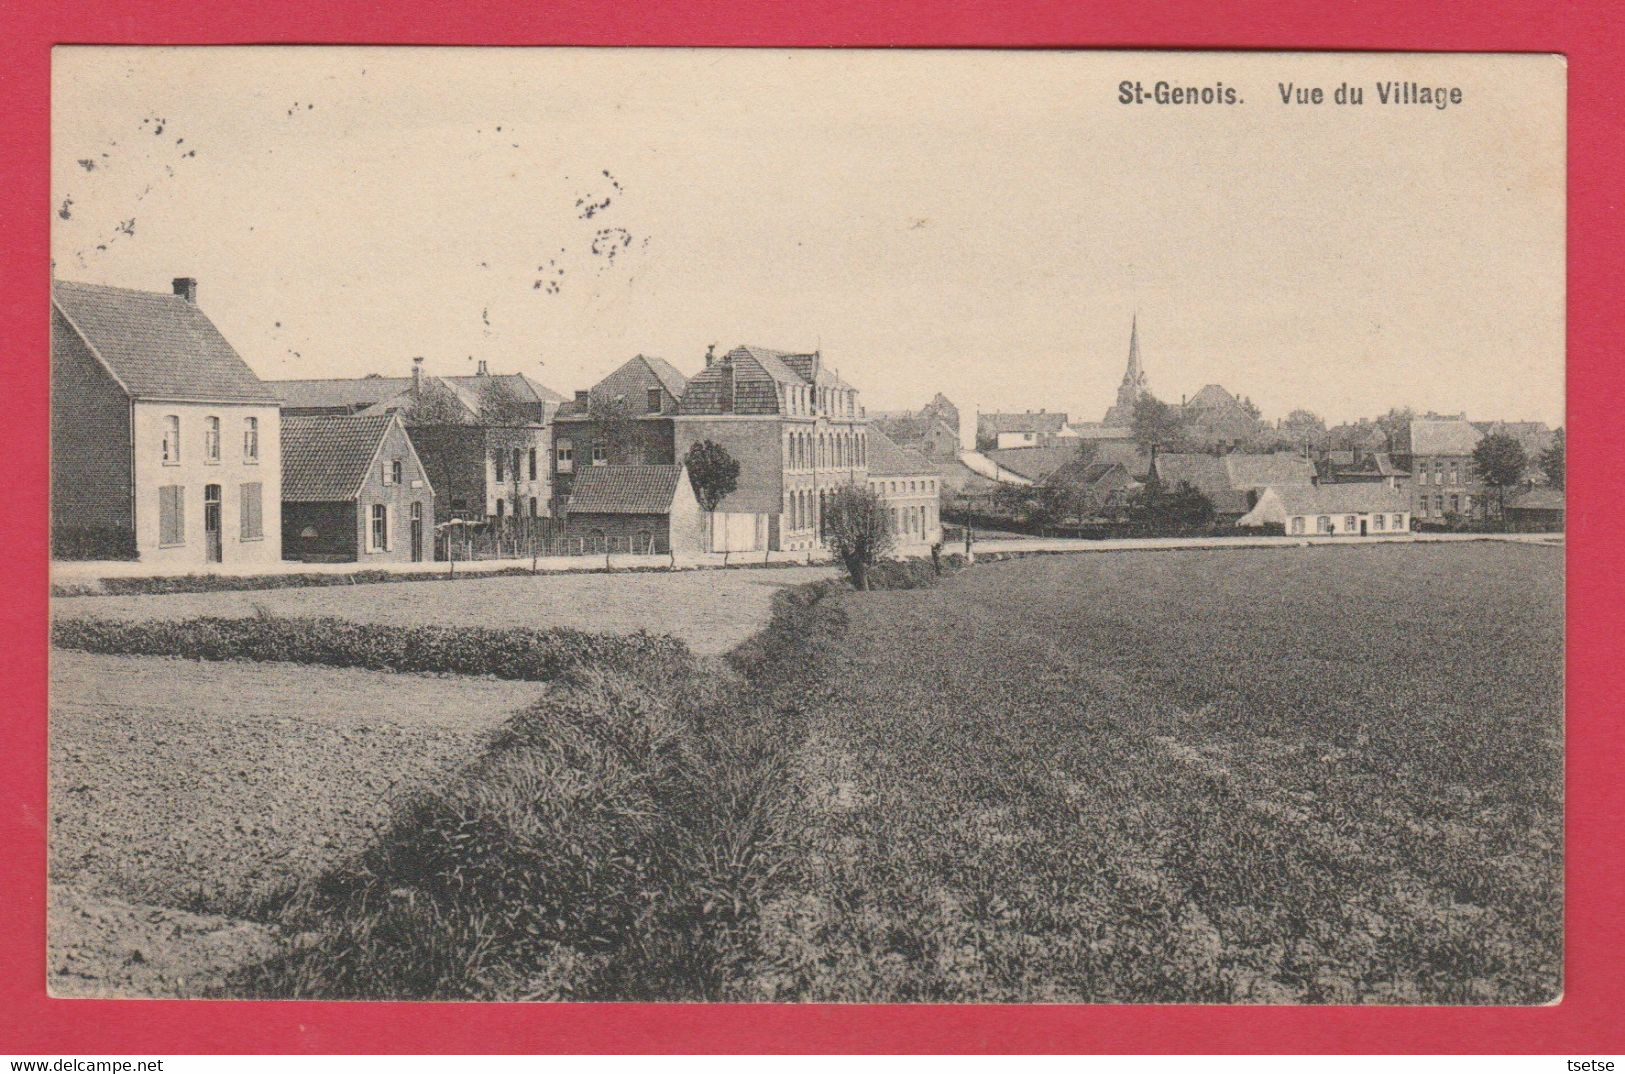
(52, 48), (1565, 430)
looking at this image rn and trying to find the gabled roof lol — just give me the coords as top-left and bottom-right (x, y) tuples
(1155, 452), (1315, 515)
(867, 427), (936, 477)
(1405, 418), (1483, 457)
(1270, 483), (1408, 516)
(444, 372), (566, 405)
(634, 355), (690, 400)
(983, 446), (1084, 483)
(1047, 460), (1133, 490)
(567, 464), (686, 514)
(978, 411), (1071, 436)
(1184, 384), (1239, 411)
(281, 413), (405, 502)
(52, 279), (275, 403)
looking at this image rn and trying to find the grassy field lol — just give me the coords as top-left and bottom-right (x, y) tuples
(747, 542), (1563, 1003)
(51, 566), (835, 655)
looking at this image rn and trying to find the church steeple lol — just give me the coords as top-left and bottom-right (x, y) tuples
(1125, 314), (1141, 383)
(1103, 316), (1148, 426)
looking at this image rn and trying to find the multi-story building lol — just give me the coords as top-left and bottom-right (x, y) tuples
(269, 360), (558, 526)
(549, 353), (688, 505)
(866, 429), (944, 547)
(51, 277), (283, 566)
(1392, 416), (1483, 525)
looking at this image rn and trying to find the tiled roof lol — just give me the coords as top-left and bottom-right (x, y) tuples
(866, 428), (936, 476)
(52, 279), (275, 403)
(1067, 423), (1134, 441)
(567, 464), (686, 514)
(1406, 418), (1483, 457)
(269, 376), (414, 411)
(1184, 384), (1238, 411)
(444, 372), (566, 405)
(978, 411), (1071, 435)
(1048, 460), (1131, 490)
(281, 413), (398, 502)
(1509, 486), (1565, 512)
(1272, 483), (1409, 516)
(1223, 453), (1317, 489)
(636, 355), (690, 400)
(983, 446), (1084, 482)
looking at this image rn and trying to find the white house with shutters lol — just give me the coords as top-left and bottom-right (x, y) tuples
(1238, 483), (1410, 537)
(51, 277), (282, 567)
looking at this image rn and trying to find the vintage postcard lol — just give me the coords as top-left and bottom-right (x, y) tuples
(47, 47), (1563, 1003)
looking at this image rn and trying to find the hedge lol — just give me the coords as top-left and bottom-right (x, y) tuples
(51, 615), (690, 681)
(52, 526), (138, 561)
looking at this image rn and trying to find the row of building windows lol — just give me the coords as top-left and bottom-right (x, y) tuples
(157, 482), (263, 546)
(1415, 493), (1472, 517)
(880, 477), (933, 496)
(161, 415), (259, 466)
(786, 429), (867, 471)
(1415, 459), (1467, 485)
(492, 497), (542, 519)
(493, 446), (539, 483)
(1288, 513), (1407, 535)
(783, 384), (858, 418)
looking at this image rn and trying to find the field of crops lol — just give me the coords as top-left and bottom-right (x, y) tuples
(51, 566), (836, 655)
(748, 542), (1563, 1003)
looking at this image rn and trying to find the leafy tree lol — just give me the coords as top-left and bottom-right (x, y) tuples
(1126, 478), (1215, 530)
(685, 441), (740, 552)
(1471, 432), (1528, 526)
(1539, 428), (1565, 490)
(1131, 394), (1185, 453)
(586, 393), (646, 465)
(824, 483), (895, 590)
(1375, 406), (1415, 448)
(974, 430), (998, 453)
(401, 376), (471, 427)
(1279, 408), (1326, 450)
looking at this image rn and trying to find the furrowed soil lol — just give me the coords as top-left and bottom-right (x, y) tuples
(49, 651), (544, 996)
(51, 567), (837, 656)
(747, 542), (1563, 1003)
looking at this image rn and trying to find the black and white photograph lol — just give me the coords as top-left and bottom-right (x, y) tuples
(47, 47), (1564, 1004)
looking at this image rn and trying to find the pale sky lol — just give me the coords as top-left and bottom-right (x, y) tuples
(52, 48), (1565, 429)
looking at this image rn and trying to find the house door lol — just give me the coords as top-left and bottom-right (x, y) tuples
(410, 502), (424, 562)
(1360, 519), (1368, 536)
(203, 484), (223, 563)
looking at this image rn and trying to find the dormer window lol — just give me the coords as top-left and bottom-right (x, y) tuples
(648, 387), (662, 412)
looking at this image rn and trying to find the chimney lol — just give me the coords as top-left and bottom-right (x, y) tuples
(476, 359), (489, 377)
(412, 356), (424, 392)
(172, 277), (197, 304)
(575, 389), (589, 407)
(705, 344), (716, 368)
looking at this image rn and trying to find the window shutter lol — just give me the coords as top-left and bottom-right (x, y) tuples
(386, 504), (394, 550)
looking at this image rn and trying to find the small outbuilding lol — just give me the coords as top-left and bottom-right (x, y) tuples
(561, 463), (705, 556)
(281, 413), (436, 562)
(1238, 483), (1410, 536)
(1506, 486), (1564, 532)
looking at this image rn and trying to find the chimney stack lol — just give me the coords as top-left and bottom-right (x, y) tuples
(476, 359), (489, 377)
(575, 389), (589, 406)
(705, 344), (716, 368)
(172, 277), (198, 304)
(412, 356), (424, 392)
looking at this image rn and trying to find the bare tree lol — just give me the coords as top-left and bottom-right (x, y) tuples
(825, 483), (895, 590)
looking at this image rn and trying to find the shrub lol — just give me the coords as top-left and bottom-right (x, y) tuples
(230, 579), (848, 1000)
(51, 615), (690, 682)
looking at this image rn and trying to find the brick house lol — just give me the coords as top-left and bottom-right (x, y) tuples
(1392, 416), (1483, 525)
(280, 413), (435, 562)
(676, 345), (872, 553)
(269, 360), (556, 527)
(51, 277), (282, 566)
(865, 429), (943, 548)
(550, 353), (689, 504)
(562, 463), (706, 555)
